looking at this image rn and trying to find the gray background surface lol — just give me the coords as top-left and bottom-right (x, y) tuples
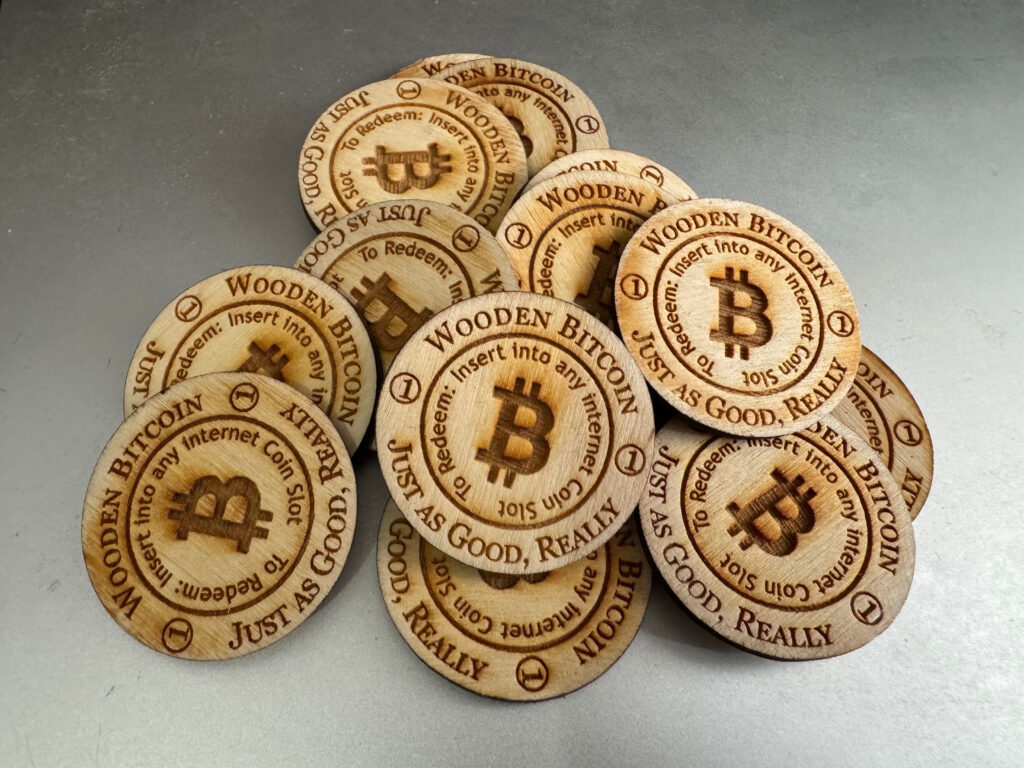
(1, 1), (1022, 766)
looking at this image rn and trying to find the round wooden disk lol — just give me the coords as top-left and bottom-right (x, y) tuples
(294, 200), (520, 375)
(376, 292), (655, 575)
(378, 499), (650, 700)
(498, 171), (679, 330)
(433, 58), (609, 177)
(832, 346), (933, 519)
(84, 372), (356, 660)
(615, 199), (861, 437)
(390, 53), (487, 80)
(523, 149), (697, 202)
(298, 78), (527, 232)
(124, 266), (377, 455)
(640, 415), (914, 660)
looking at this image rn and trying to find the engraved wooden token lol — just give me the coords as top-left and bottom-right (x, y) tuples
(295, 200), (519, 375)
(390, 53), (487, 80)
(498, 171), (679, 330)
(433, 58), (609, 177)
(299, 78), (527, 232)
(378, 500), (650, 700)
(616, 199), (861, 437)
(640, 416), (914, 660)
(832, 346), (933, 519)
(523, 149), (697, 202)
(376, 292), (655, 575)
(84, 373), (356, 660)
(124, 266), (376, 455)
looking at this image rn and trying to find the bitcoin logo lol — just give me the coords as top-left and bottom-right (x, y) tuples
(502, 111), (533, 157)
(477, 569), (549, 590)
(362, 143), (452, 194)
(350, 273), (432, 352)
(168, 476), (272, 554)
(725, 468), (816, 556)
(476, 378), (554, 488)
(236, 341), (290, 380)
(575, 239), (623, 325)
(709, 267), (773, 360)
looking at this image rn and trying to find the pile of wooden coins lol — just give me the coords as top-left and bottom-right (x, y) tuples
(83, 53), (933, 700)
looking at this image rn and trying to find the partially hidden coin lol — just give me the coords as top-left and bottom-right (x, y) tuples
(84, 372), (356, 660)
(640, 416), (914, 660)
(125, 266), (376, 455)
(832, 346), (933, 519)
(376, 292), (655, 575)
(299, 78), (527, 232)
(498, 170), (679, 329)
(523, 149), (697, 202)
(433, 57), (609, 177)
(391, 53), (487, 79)
(378, 499), (650, 700)
(616, 198), (861, 437)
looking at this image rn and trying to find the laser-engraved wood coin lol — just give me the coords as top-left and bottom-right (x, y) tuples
(523, 149), (697, 202)
(84, 372), (356, 660)
(378, 500), (650, 700)
(498, 171), (679, 330)
(299, 78), (527, 232)
(640, 416), (914, 660)
(832, 346), (933, 519)
(124, 266), (376, 455)
(433, 58), (609, 177)
(377, 292), (655, 575)
(295, 200), (519, 375)
(616, 199), (861, 437)
(391, 53), (487, 80)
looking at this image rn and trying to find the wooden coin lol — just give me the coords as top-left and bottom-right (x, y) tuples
(378, 499), (650, 700)
(299, 78), (527, 232)
(84, 373), (356, 660)
(497, 170), (679, 330)
(124, 266), (376, 455)
(523, 149), (697, 202)
(376, 292), (655, 575)
(390, 53), (487, 79)
(615, 199), (861, 437)
(832, 346), (933, 519)
(639, 416), (914, 660)
(433, 58), (609, 177)
(294, 200), (519, 375)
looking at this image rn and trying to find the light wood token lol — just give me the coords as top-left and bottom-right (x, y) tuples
(498, 170), (679, 330)
(124, 266), (376, 455)
(615, 199), (861, 437)
(378, 500), (650, 700)
(832, 346), (933, 519)
(84, 372), (356, 660)
(294, 200), (519, 375)
(433, 58), (609, 177)
(523, 149), (697, 202)
(640, 416), (914, 660)
(299, 78), (527, 232)
(376, 292), (655, 575)
(390, 53), (487, 80)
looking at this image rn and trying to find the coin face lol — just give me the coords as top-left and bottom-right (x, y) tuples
(299, 78), (527, 232)
(832, 346), (933, 519)
(294, 200), (519, 374)
(124, 266), (376, 455)
(640, 416), (914, 660)
(376, 292), (655, 575)
(390, 53), (487, 79)
(433, 58), (609, 177)
(523, 149), (697, 202)
(616, 199), (861, 437)
(378, 500), (650, 700)
(84, 373), (356, 659)
(498, 171), (678, 330)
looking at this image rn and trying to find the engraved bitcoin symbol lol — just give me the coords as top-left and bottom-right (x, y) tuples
(362, 143), (452, 194)
(228, 382), (259, 412)
(389, 372), (422, 404)
(451, 224), (480, 252)
(639, 165), (665, 186)
(395, 79), (421, 100)
(827, 310), (855, 337)
(575, 240), (623, 325)
(894, 419), (923, 446)
(350, 273), (432, 352)
(851, 591), (884, 625)
(174, 295), (202, 322)
(515, 656), (550, 692)
(477, 569), (549, 590)
(168, 476), (272, 554)
(236, 341), (290, 380)
(161, 618), (194, 652)
(476, 378), (554, 488)
(615, 444), (646, 476)
(709, 267), (773, 360)
(619, 273), (648, 300)
(575, 115), (600, 135)
(725, 468), (816, 556)
(502, 111), (533, 157)
(504, 222), (533, 249)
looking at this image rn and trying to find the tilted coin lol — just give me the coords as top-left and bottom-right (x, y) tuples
(84, 373), (356, 660)
(433, 57), (609, 177)
(299, 78), (527, 232)
(523, 149), (697, 202)
(378, 500), (650, 700)
(640, 416), (914, 660)
(616, 199), (861, 436)
(376, 292), (655, 575)
(125, 266), (376, 454)
(391, 53), (487, 79)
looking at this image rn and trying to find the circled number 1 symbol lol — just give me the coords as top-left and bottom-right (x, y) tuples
(515, 656), (549, 692)
(619, 273), (648, 300)
(162, 618), (194, 653)
(504, 223), (533, 249)
(827, 310), (855, 337)
(575, 115), (600, 135)
(395, 80), (421, 100)
(893, 419), (923, 446)
(229, 382), (260, 412)
(174, 295), (202, 322)
(615, 444), (646, 476)
(389, 372), (421, 404)
(851, 591), (884, 626)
